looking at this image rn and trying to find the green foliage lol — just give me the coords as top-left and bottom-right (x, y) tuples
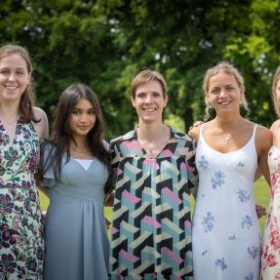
(1, 0), (280, 137)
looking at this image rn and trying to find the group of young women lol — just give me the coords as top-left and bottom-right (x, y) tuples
(0, 42), (279, 280)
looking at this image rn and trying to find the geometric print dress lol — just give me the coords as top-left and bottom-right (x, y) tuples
(0, 121), (44, 279)
(192, 124), (262, 280)
(109, 126), (198, 280)
(261, 145), (280, 280)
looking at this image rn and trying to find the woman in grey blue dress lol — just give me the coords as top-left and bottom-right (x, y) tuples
(37, 83), (113, 280)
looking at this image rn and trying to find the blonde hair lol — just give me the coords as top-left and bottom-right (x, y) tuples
(202, 61), (249, 120)
(131, 69), (167, 99)
(271, 66), (280, 118)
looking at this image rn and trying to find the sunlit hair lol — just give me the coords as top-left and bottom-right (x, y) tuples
(131, 69), (168, 99)
(0, 44), (39, 123)
(202, 61), (249, 120)
(40, 83), (113, 194)
(271, 66), (280, 118)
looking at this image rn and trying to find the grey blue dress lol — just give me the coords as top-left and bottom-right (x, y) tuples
(40, 143), (109, 280)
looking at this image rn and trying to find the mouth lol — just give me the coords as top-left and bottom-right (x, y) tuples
(4, 85), (18, 90)
(219, 101), (231, 106)
(143, 108), (156, 112)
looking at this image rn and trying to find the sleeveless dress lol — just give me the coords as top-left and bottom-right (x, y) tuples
(109, 127), (198, 280)
(261, 145), (280, 279)
(40, 142), (110, 280)
(0, 121), (44, 279)
(192, 124), (261, 280)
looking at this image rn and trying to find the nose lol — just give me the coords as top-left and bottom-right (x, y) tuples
(144, 94), (153, 103)
(8, 73), (16, 81)
(219, 88), (228, 97)
(79, 114), (87, 122)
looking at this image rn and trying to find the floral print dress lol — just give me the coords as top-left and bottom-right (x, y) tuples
(0, 121), (44, 279)
(261, 145), (280, 280)
(192, 124), (261, 280)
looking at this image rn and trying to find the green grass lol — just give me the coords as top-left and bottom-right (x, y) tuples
(39, 176), (270, 235)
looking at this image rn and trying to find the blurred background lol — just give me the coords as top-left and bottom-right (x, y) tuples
(1, 0), (279, 139)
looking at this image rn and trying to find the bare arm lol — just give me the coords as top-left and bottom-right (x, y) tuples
(256, 125), (272, 186)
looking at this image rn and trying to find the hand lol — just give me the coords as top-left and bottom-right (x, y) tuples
(256, 204), (266, 219)
(189, 120), (204, 131)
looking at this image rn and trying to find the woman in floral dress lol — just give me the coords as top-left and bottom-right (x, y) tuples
(189, 62), (271, 280)
(0, 44), (49, 279)
(261, 66), (280, 280)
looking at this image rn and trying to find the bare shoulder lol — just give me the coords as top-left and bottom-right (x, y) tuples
(270, 119), (280, 133)
(33, 106), (49, 139)
(188, 125), (200, 142)
(255, 123), (272, 149)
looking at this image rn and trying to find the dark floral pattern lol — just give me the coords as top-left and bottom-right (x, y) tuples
(0, 121), (44, 279)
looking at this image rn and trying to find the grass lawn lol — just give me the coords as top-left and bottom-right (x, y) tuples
(39, 176), (270, 236)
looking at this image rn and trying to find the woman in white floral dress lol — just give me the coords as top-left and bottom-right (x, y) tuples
(261, 66), (280, 280)
(189, 62), (271, 280)
(0, 44), (48, 279)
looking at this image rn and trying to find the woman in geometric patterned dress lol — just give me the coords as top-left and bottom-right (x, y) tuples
(261, 66), (280, 280)
(189, 62), (271, 280)
(0, 44), (49, 279)
(109, 69), (198, 279)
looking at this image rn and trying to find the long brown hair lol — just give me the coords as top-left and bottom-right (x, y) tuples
(40, 83), (113, 194)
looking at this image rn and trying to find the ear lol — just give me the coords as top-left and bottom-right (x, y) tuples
(163, 95), (169, 108)
(130, 96), (136, 108)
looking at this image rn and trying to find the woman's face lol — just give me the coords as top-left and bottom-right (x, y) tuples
(131, 80), (168, 124)
(207, 71), (242, 115)
(69, 98), (96, 139)
(0, 53), (30, 103)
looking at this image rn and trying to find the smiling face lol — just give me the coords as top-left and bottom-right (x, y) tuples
(0, 53), (31, 104)
(207, 71), (243, 115)
(131, 80), (168, 124)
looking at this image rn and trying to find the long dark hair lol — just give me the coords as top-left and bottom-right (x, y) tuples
(40, 83), (113, 194)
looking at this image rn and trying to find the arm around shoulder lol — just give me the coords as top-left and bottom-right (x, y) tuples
(33, 107), (49, 139)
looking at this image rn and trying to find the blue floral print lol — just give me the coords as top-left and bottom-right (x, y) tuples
(215, 258), (227, 271)
(211, 170), (226, 189)
(247, 246), (259, 259)
(202, 211), (215, 232)
(198, 155), (209, 170)
(237, 189), (250, 203)
(244, 272), (254, 280)
(241, 215), (253, 229)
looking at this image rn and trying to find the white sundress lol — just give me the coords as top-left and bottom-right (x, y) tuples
(192, 124), (261, 280)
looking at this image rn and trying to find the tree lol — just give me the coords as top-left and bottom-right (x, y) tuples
(1, 0), (279, 138)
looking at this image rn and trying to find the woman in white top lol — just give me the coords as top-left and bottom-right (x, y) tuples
(189, 61), (271, 280)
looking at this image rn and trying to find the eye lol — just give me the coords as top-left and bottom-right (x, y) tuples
(0, 69), (9, 75)
(72, 109), (80, 115)
(210, 88), (219, 94)
(88, 109), (95, 115)
(152, 92), (161, 97)
(136, 92), (146, 98)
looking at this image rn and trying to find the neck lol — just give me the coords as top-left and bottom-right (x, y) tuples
(215, 116), (243, 130)
(137, 123), (167, 142)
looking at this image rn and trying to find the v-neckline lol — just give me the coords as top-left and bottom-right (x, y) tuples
(0, 121), (19, 145)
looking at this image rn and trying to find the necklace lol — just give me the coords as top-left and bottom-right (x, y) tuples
(224, 124), (243, 146)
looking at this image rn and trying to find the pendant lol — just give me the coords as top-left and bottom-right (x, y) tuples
(225, 136), (231, 146)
